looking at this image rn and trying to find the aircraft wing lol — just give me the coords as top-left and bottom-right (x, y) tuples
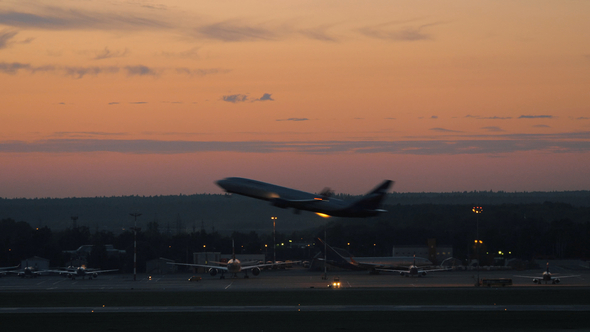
(240, 264), (265, 271)
(353, 261), (396, 269)
(166, 262), (229, 271)
(375, 268), (410, 273)
(552, 274), (581, 279)
(422, 267), (450, 272)
(253, 261), (301, 269)
(90, 269), (119, 274)
(48, 269), (118, 275)
(0, 265), (20, 271)
(46, 269), (71, 275)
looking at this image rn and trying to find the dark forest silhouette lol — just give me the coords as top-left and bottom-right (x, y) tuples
(1, 191), (590, 271)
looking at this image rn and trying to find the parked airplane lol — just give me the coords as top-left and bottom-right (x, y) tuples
(168, 240), (291, 279)
(51, 266), (119, 280)
(0, 264), (20, 277)
(376, 255), (449, 277)
(514, 262), (581, 284)
(216, 177), (393, 218)
(6, 266), (46, 278)
(316, 238), (432, 273)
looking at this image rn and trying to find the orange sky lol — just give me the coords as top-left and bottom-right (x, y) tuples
(1, 0), (590, 198)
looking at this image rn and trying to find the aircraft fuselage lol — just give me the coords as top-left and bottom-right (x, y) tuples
(216, 177), (392, 218)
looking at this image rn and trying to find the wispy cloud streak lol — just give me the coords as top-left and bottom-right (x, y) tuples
(0, 29), (18, 49)
(2, 133), (590, 155)
(0, 8), (170, 30)
(358, 20), (442, 41)
(519, 115), (554, 119)
(0, 61), (224, 78)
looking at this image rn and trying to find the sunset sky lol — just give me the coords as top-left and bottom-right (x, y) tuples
(1, 0), (590, 198)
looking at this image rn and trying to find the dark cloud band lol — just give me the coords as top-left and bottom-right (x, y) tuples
(2, 136), (590, 155)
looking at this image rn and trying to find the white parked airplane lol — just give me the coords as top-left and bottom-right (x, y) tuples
(0, 264), (20, 277)
(50, 266), (118, 279)
(6, 266), (47, 278)
(514, 262), (580, 284)
(168, 240), (292, 279)
(377, 255), (449, 277)
(216, 177), (393, 218)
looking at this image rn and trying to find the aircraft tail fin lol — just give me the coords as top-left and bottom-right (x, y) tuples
(316, 238), (359, 269)
(347, 180), (393, 214)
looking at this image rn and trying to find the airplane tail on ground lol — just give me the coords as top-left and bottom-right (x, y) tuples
(316, 238), (364, 270)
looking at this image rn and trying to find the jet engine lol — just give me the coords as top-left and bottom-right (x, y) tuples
(252, 267), (261, 276)
(209, 268), (218, 276)
(421, 271), (427, 276)
(400, 272), (406, 277)
(92, 273), (98, 279)
(533, 278), (540, 284)
(553, 278), (560, 284)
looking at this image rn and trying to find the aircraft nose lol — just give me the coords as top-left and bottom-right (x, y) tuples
(216, 178), (229, 190)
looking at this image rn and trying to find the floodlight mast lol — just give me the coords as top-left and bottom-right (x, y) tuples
(130, 212), (142, 281)
(472, 206), (483, 286)
(271, 217), (277, 265)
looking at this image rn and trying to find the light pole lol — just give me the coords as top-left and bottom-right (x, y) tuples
(322, 226), (327, 280)
(472, 206), (483, 286)
(271, 217), (277, 265)
(130, 212), (142, 281)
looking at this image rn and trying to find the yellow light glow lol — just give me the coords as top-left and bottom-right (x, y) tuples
(316, 213), (331, 218)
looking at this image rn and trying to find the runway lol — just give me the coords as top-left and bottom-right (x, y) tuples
(1, 267), (588, 292)
(3, 267), (589, 332)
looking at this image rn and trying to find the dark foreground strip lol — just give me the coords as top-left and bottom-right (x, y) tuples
(2, 304), (590, 313)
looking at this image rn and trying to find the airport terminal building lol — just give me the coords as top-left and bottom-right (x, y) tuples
(393, 241), (453, 265)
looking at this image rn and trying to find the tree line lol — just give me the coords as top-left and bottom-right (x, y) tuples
(2, 200), (590, 271)
(0, 218), (314, 272)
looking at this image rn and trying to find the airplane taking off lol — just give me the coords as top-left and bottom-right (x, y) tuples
(216, 177), (393, 218)
(514, 262), (580, 284)
(376, 255), (448, 277)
